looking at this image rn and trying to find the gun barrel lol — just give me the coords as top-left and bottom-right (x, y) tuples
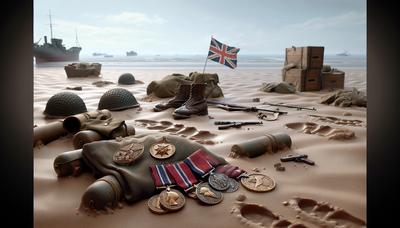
(214, 121), (235, 125)
(208, 100), (288, 115)
(241, 121), (263, 125)
(280, 154), (308, 162)
(218, 124), (238, 130)
(264, 102), (316, 111)
(297, 157), (315, 165)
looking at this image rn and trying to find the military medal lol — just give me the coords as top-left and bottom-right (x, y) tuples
(225, 178), (239, 193)
(147, 195), (169, 215)
(159, 188), (186, 212)
(214, 164), (248, 192)
(195, 182), (223, 205)
(113, 142), (144, 165)
(149, 164), (180, 214)
(150, 136), (176, 159)
(240, 173), (276, 192)
(208, 172), (230, 191)
(165, 161), (199, 192)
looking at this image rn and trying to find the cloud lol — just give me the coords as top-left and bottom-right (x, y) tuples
(36, 19), (162, 54)
(284, 11), (366, 30)
(105, 12), (165, 25)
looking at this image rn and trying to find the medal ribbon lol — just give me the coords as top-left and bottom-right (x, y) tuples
(149, 164), (175, 188)
(184, 149), (214, 177)
(190, 149), (221, 166)
(166, 161), (198, 191)
(215, 164), (246, 179)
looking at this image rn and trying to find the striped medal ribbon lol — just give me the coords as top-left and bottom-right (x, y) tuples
(166, 161), (199, 192)
(190, 149), (221, 166)
(215, 164), (247, 179)
(184, 149), (215, 178)
(149, 164), (176, 189)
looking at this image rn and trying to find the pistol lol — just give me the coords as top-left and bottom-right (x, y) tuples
(280, 154), (315, 166)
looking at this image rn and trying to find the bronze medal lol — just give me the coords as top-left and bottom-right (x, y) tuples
(150, 137), (176, 160)
(147, 194), (169, 215)
(113, 143), (144, 165)
(159, 188), (185, 212)
(240, 173), (276, 192)
(208, 173), (230, 191)
(225, 178), (239, 193)
(195, 182), (223, 205)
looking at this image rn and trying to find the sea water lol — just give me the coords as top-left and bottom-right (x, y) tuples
(34, 54), (366, 70)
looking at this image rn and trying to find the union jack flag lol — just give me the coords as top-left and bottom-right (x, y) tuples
(207, 37), (240, 69)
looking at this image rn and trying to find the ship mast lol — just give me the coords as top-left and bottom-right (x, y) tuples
(48, 10), (53, 40)
(75, 29), (80, 47)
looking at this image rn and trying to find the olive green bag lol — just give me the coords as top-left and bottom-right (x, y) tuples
(146, 73), (192, 98)
(146, 72), (224, 98)
(81, 134), (227, 203)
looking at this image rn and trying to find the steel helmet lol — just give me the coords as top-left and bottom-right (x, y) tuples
(44, 92), (87, 117)
(118, 73), (136, 85)
(98, 88), (140, 111)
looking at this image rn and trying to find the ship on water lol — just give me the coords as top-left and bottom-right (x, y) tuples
(33, 12), (81, 63)
(336, 50), (350, 56)
(126, 50), (138, 56)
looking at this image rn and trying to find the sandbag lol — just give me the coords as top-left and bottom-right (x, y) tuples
(146, 73), (192, 98)
(260, 82), (296, 94)
(321, 88), (366, 107)
(81, 134), (227, 203)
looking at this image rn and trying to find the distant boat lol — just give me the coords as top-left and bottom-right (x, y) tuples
(126, 50), (138, 56)
(337, 50), (350, 56)
(33, 11), (81, 63)
(93, 53), (105, 56)
(104, 54), (113, 58)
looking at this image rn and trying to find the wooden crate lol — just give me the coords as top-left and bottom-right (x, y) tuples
(284, 68), (322, 91)
(321, 71), (345, 90)
(285, 46), (324, 69)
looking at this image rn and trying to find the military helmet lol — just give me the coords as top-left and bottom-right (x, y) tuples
(118, 73), (136, 85)
(98, 88), (140, 111)
(44, 92), (87, 117)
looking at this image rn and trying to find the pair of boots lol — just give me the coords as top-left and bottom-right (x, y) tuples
(154, 83), (208, 119)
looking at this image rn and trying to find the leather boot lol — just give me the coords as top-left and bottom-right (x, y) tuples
(153, 84), (191, 112)
(172, 83), (208, 119)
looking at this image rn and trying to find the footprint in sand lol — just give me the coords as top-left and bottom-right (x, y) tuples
(287, 197), (366, 228)
(231, 202), (307, 228)
(285, 122), (355, 140)
(308, 115), (365, 127)
(135, 119), (219, 145)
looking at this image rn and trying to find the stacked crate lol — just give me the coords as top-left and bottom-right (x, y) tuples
(321, 69), (345, 90)
(282, 46), (324, 91)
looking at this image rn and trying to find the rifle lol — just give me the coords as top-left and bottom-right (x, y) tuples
(262, 102), (316, 111)
(207, 100), (287, 115)
(214, 121), (263, 130)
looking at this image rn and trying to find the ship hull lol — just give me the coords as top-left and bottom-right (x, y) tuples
(34, 46), (81, 63)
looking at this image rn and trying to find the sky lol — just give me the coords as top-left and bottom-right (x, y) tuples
(34, 0), (366, 56)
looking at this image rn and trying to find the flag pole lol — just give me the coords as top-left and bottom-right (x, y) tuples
(202, 35), (213, 74)
(202, 56), (208, 74)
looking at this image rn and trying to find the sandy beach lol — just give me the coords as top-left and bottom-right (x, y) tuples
(34, 64), (366, 228)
